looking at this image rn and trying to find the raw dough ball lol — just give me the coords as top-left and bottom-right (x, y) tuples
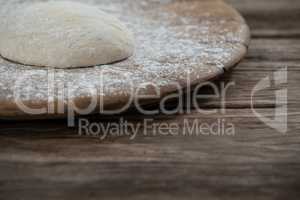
(0, 1), (135, 68)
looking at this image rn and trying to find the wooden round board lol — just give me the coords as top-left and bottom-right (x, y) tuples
(0, 0), (250, 119)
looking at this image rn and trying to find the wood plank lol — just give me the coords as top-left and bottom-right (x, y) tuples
(214, 38), (300, 108)
(0, 108), (300, 200)
(246, 39), (300, 61)
(227, 0), (300, 37)
(216, 64), (299, 108)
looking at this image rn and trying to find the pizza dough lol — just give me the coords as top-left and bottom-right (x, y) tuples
(0, 1), (135, 68)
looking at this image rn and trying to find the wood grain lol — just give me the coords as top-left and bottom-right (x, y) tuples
(226, 0), (300, 38)
(1, 108), (300, 200)
(1, 0), (300, 200)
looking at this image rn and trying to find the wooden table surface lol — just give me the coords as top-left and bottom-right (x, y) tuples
(1, 0), (300, 199)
